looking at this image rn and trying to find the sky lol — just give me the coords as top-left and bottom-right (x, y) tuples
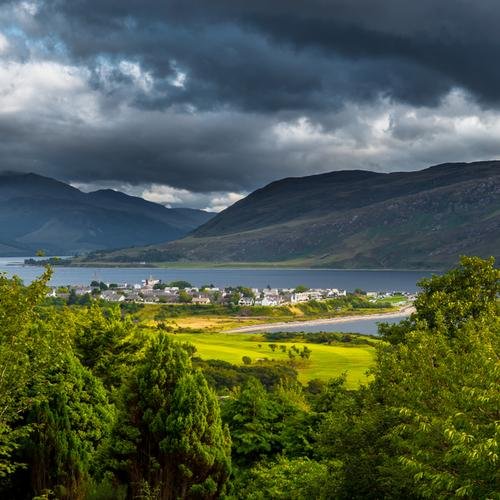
(1, 0), (500, 211)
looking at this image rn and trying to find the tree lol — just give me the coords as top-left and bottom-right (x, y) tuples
(299, 346), (312, 360)
(67, 288), (78, 305)
(368, 314), (500, 498)
(228, 291), (241, 305)
(4, 354), (114, 499)
(222, 378), (283, 465)
(231, 456), (340, 500)
(0, 268), (71, 478)
(322, 257), (500, 498)
(293, 285), (309, 293)
(72, 303), (143, 388)
(178, 290), (193, 303)
(236, 287), (255, 298)
(242, 356), (252, 365)
(380, 256), (500, 344)
(414, 255), (499, 336)
(108, 334), (231, 499)
(169, 281), (192, 289)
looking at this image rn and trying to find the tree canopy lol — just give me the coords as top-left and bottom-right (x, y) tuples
(0, 256), (497, 499)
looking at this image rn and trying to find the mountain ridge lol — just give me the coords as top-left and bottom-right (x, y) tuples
(0, 172), (214, 256)
(88, 161), (500, 269)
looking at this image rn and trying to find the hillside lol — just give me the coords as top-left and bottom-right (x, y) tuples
(82, 161), (500, 269)
(0, 173), (213, 256)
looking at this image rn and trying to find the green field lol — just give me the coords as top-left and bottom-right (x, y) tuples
(172, 332), (376, 388)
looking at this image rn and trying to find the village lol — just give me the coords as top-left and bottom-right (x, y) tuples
(47, 276), (413, 306)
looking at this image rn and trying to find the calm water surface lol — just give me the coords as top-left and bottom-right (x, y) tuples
(263, 315), (408, 336)
(0, 257), (436, 292)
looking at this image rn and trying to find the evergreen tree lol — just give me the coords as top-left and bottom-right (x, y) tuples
(222, 378), (285, 466)
(4, 354), (114, 499)
(108, 334), (231, 499)
(73, 303), (143, 388)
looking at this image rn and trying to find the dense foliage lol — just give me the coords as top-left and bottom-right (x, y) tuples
(0, 256), (497, 499)
(263, 331), (376, 346)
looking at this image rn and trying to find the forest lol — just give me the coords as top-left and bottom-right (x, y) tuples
(0, 256), (498, 499)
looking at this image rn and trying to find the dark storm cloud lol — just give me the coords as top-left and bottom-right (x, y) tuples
(0, 108), (280, 192)
(1, 0), (500, 205)
(33, 0), (500, 108)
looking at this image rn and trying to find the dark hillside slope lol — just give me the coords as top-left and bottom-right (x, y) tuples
(85, 161), (500, 269)
(194, 162), (497, 236)
(0, 173), (213, 256)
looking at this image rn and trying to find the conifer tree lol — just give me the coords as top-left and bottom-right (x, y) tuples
(5, 354), (114, 499)
(73, 302), (143, 389)
(109, 334), (231, 499)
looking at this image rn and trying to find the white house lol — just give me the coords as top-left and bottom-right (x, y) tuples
(101, 290), (125, 302)
(192, 296), (211, 305)
(291, 292), (310, 304)
(261, 295), (281, 306)
(238, 296), (254, 306)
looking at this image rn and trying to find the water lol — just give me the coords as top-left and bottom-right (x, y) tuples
(263, 315), (407, 336)
(0, 257), (435, 292)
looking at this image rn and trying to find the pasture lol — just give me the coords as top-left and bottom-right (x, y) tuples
(172, 331), (376, 388)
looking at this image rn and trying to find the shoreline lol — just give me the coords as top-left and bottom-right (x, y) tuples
(14, 257), (442, 272)
(227, 306), (415, 333)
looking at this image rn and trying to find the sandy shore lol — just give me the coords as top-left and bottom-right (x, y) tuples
(227, 305), (415, 333)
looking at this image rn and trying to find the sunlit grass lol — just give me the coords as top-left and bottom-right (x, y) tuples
(173, 331), (375, 388)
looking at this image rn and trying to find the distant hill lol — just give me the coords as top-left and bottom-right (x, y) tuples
(0, 173), (213, 256)
(92, 161), (500, 269)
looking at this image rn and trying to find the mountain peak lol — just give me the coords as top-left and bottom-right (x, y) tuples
(99, 161), (500, 269)
(0, 173), (213, 256)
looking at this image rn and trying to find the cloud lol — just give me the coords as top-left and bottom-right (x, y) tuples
(73, 180), (245, 212)
(139, 185), (245, 212)
(24, 0), (500, 109)
(0, 0), (499, 208)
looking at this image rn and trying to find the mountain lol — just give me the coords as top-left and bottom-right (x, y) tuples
(0, 173), (213, 256)
(92, 161), (500, 269)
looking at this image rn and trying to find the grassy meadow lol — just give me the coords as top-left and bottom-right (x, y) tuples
(119, 298), (400, 388)
(124, 299), (400, 387)
(171, 331), (376, 388)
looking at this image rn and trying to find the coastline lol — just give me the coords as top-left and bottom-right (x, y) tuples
(19, 258), (442, 272)
(226, 305), (415, 333)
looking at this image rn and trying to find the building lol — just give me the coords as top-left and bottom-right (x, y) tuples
(192, 296), (211, 305)
(238, 296), (254, 306)
(291, 292), (310, 303)
(101, 290), (125, 302)
(261, 294), (281, 306)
